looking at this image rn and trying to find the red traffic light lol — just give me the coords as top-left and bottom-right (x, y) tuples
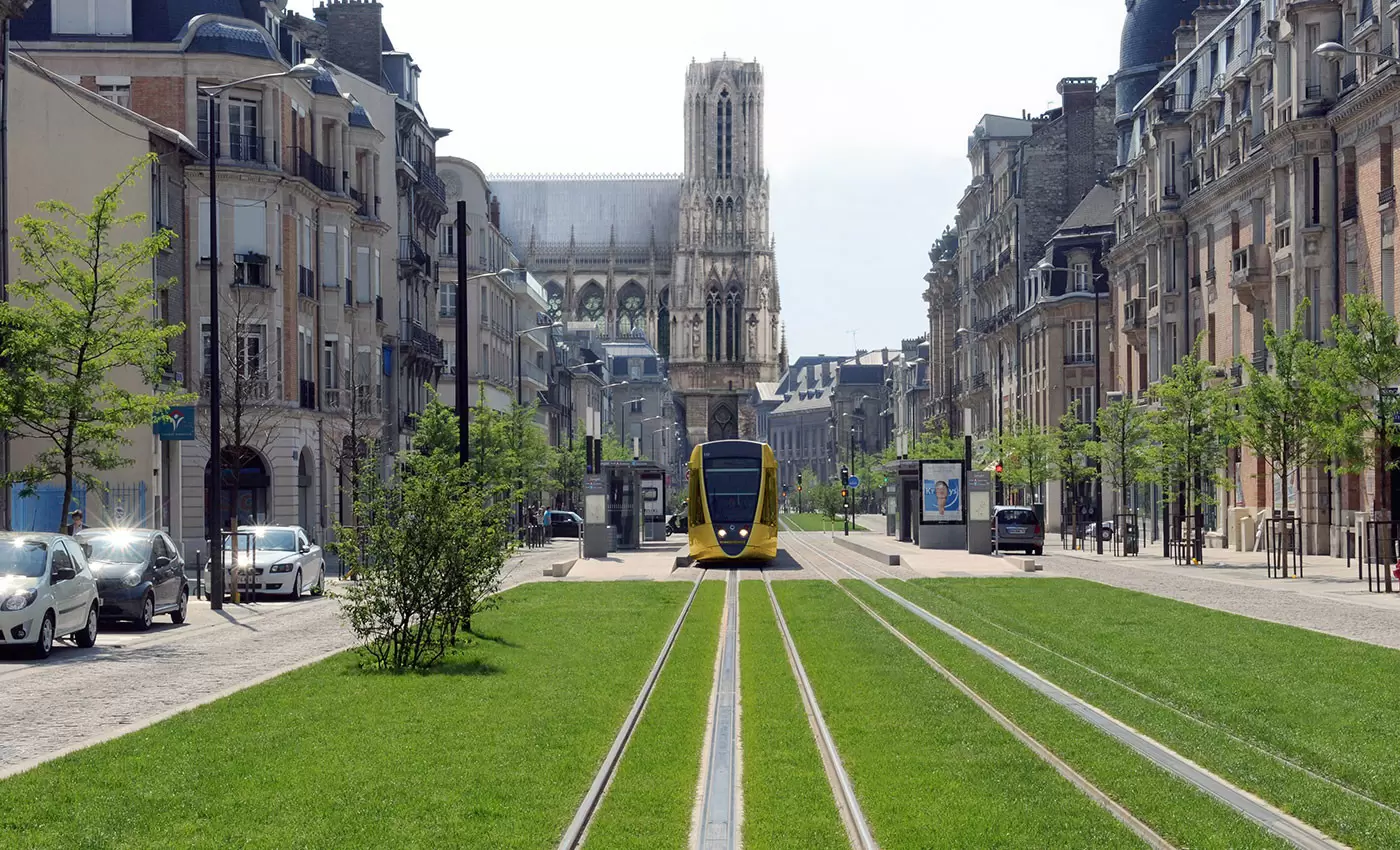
(995, 462), (1004, 474)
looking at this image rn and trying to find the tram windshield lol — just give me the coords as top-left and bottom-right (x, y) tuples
(704, 457), (761, 525)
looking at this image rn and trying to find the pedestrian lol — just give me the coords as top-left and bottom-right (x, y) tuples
(69, 509), (84, 536)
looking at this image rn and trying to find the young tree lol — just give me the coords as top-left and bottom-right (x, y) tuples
(600, 431), (633, 461)
(907, 419), (965, 460)
(1240, 300), (1333, 514)
(987, 415), (1054, 508)
(1092, 394), (1151, 519)
(1326, 293), (1400, 514)
(1, 155), (193, 529)
(553, 434), (587, 510)
(1146, 341), (1236, 530)
(325, 348), (383, 526)
(1053, 402), (1094, 538)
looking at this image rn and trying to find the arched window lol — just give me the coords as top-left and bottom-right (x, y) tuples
(576, 281), (605, 333)
(657, 288), (671, 358)
(545, 281), (563, 321)
(716, 90), (732, 178)
(724, 284), (744, 361)
(725, 198), (733, 233)
(706, 286), (722, 362)
(617, 283), (645, 338)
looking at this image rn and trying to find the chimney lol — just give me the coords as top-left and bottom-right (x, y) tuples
(1174, 20), (1197, 63)
(317, 0), (384, 84)
(1192, 2), (1233, 52)
(1057, 76), (1099, 210)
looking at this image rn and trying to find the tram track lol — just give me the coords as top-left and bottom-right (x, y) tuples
(781, 531), (1347, 850)
(759, 559), (879, 850)
(558, 573), (706, 850)
(696, 570), (742, 850)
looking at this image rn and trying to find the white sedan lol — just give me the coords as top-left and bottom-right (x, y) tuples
(206, 526), (325, 599)
(0, 532), (100, 658)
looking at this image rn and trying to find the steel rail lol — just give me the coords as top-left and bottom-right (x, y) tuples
(557, 573), (705, 850)
(786, 533), (1348, 850)
(697, 570), (741, 850)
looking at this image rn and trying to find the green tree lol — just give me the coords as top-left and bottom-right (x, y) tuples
(1146, 340), (1236, 524)
(908, 420), (965, 460)
(1, 155), (193, 529)
(1092, 394), (1151, 518)
(1326, 293), (1400, 513)
(554, 434), (586, 510)
(600, 431), (633, 461)
(1053, 402), (1095, 533)
(987, 415), (1054, 507)
(1240, 300), (1333, 514)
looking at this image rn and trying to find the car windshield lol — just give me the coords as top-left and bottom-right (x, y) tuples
(997, 510), (1038, 526)
(0, 539), (48, 578)
(79, 532), (152, 565)
(226, 529), (298, 552)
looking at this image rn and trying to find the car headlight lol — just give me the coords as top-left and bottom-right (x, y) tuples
(739, 527), (749, 538)
(270, 563), (295, 574)
(122, 570), (143, 587)
(1, 589), (36, 611)
(717, 528), (727, 539)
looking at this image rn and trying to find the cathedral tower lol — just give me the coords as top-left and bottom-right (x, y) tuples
(672, 58), (782, 444)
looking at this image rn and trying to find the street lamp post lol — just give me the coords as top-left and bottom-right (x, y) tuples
(200, 61), (320, 611)
(515, 321), (562, 531)
(1036, 259), (1108, 555)
(847, 425), (855, 535)
(456, 266), (518, 467)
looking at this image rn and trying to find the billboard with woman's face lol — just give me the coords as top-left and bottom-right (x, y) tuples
(921, 462), (963, 523)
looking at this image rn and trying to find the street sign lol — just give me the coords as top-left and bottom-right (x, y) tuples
(153, 406), (195, 441)
(848, 475), (860, 488)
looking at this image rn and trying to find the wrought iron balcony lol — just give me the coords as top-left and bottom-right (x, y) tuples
(297, 266), (316, 299)
(1382, 186), (1395, 208)
(1063, 352), (1095, 366)
(349, 187), (375, 219)
(400, 320), (443, 361)
(1343, 201), (1359, 222)
(290, 147), (336, 193)
(418, 169), (448, 207)
(398, 236), (431, 274)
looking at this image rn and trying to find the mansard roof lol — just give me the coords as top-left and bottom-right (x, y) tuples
(489, 175), (682, 250)
(1054, 184), (1116, 234)
(13, 0), (265, 43)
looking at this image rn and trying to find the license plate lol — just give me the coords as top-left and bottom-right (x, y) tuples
(1006, 526), (1027, 535)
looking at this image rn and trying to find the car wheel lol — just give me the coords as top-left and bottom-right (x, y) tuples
(137, 593), (155, 631)
(1033, 547), (1043, 556)
(171, 588), (188, 624)
(313, 568), (325, 595)
(1101, 528), (1114, 541)
(290, 570), (302, 600)
(74, 604), (98, 649)
(32, 612), (55, 659)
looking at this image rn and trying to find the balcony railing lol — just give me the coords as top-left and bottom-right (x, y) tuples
(401, 320), (443, 361)
(200, 374), (270, 401)
(1305, 83), (1323, 100)
(1124, 297), (1146, 331)
(418, 169), (447, 206)
(398, 235), (431, 272)
(297, 266), (316, 299)
(1229, 364), (1243, 386)
(299, 379), (316, 410)
(1342, 70), (1358, 91)
(1382, 185), (1395, 207)
(971, 372), (988, 390)
(1064, 352), (1095, 366)
(327, 387), (383, 418)
(349, 187), (377, 219)
(1343, 201), (1359, 222)
(1252, 350), (1268, 371)
(233, 254), (269, 288)
(439, 304), (457, 319)
(290, 147), (336, 193)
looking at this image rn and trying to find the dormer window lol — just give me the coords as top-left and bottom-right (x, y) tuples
(52, 0), (131, 36)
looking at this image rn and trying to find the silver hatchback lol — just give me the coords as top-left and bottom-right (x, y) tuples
(993, 507), (1044, 556)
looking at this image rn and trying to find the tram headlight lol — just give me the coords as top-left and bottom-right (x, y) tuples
(717, 528), (728, 539)
(739, 527), (749, 538)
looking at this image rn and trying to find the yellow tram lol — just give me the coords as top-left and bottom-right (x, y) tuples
(687, 440), (779, 563)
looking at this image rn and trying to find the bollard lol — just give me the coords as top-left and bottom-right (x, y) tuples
(195, 550), (203, 600)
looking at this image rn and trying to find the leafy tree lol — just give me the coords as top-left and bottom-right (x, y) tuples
(1326, 293), (1400, 514)
(987, 415), (1054, 507)
(908, 420), (965, 460)
(600, 431), (634, 461)
(1146, 339), (1236, 524)
(1239, 300), (1333, 514)
(1, 155), (193, 529)
(1053, 402), (1095, 533)
(1093, 394), (1151, 518)
(553, 434), (586, 510)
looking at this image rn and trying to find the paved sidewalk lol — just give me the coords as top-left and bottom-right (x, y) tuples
(0, 596), (351, 775)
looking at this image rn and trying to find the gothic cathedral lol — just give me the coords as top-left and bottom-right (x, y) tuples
(490, 58), (783, 447)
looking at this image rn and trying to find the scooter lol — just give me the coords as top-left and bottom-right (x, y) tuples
(666, 508), (689, 536)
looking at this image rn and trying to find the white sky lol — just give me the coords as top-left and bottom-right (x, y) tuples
(293, 0), (1126, 357)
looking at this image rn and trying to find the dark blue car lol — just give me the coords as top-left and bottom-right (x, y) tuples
(76, 529), (189, 629)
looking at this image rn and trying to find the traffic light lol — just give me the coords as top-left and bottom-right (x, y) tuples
(797, 472), (803, 487)
(797, 485), (802, 492)
(995, 461), (1004, 474)
(841, 488), (848, 499)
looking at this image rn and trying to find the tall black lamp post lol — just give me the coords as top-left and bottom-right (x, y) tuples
(200, 61), (320, 610)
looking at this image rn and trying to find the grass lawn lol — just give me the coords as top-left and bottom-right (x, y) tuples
(738, 581), (848, 850)
(895, 577), (1400, 849)
(782, 512), (866, 532)
(582, 581), (724, 849)
(843, 580), (1288, 850)
(0, 582), (694, 850)
(772, 580), (1144, 849)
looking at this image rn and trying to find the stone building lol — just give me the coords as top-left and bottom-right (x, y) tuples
(951, 77), (1117, 448)
(768, 356), (845, 488)
(490, 58), (784, 452)
(14, 0), (446, 553)
(887, 337), (931, 457)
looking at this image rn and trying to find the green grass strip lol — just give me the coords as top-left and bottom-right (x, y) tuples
(738, 580), (848, 850)
(841, 579), (1288, 850)
(782, 512), (866, 532)
(772, 580), (1144, 849)
(583, 580), (724, 849)
(0, 582), (695, 850)
(894, 577), (1400, 849)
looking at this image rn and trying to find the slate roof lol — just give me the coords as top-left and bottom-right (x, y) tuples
(13, 0), (264, 43)
(185, 19), (275, 60)
(349, 102), (375, 130)
(1116, 0), (1202, 115)
(1054, 184), (1116, 234)
(489, 176), (682, 249)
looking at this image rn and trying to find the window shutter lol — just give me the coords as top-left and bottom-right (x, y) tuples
(197, 197), (211, 260)
(321, 227), (338, 285)
(355, 247), (370, 303)
(232, 200), (267, 255)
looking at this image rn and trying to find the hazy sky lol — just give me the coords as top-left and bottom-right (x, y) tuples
(294, 0), (1125, 357)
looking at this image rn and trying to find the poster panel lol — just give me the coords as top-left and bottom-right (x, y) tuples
(921, 462), (964, 524)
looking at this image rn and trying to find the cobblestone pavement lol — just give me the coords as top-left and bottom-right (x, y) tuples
(0, 596), (350, 774)
(499, 538), (582, 588)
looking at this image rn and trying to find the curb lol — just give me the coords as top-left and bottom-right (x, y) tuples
(831, 535), (901, 566)
(546, 558), (578, 578)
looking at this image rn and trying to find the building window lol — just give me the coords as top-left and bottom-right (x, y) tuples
(442, 342), (456, 376)
(53, 0), (131, 36)
(1069, 385), (1095, 423)
(439, 284), (457, 318)
(1070, 319), (1094, 359)
(97, 80), (130, 109)
(1071, 262), (1091, 292)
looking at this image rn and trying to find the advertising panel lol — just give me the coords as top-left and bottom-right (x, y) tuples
(921, 462), (964, 524)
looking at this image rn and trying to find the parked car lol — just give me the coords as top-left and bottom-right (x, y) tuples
(0, 532), (100, 658)
(205, 526), (324, 599)
(1080, 519), (1116, 541)
(76, 528), (188, 629)
(546, 510), (584, 539)
(993, 506), (1044, 556)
